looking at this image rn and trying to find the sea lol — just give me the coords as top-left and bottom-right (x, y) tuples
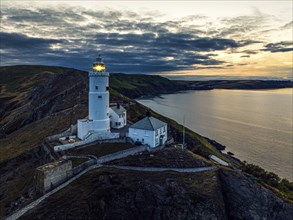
(137, 88), (293, 181)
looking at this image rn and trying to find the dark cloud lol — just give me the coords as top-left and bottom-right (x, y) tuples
(263, 41), (293, 53)
(241, 50), (258, 55)
(0, 32), (63, 50)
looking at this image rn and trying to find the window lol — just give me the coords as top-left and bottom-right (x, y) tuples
(106, 86), (109, 91)
(95, 86), (98, 90)
(155, 130), (158, 136)
(98, 96), (102, 98)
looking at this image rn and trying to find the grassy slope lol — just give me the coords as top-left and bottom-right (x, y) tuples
(68, 143), (135, 157)
(109, 73), (183, 98)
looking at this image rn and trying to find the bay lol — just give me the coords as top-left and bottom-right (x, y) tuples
(137, 88), (293, 181)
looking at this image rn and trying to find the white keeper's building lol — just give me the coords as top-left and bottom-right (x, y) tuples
(128, 116), (167, 148)
(109, 104), (127, 129)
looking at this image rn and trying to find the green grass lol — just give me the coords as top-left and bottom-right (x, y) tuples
(108, 147), (212, 168)
(71, 158), (89, 167)
(0, 107), (87, 163)
(68, 143), (135, 158)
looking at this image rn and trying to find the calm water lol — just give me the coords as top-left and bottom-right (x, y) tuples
(138, 89), (293, 181)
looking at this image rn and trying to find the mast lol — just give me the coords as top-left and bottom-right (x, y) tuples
(182, 114), (185, 150)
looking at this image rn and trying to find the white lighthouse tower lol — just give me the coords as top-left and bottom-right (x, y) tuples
(88, 56), (110, 131)
(77, 56), (115, 140)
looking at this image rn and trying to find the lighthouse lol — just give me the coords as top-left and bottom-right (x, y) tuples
(77, 56), (112, 140)
(88, 57), (110, 131)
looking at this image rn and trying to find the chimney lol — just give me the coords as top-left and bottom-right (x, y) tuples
(146, 110), (151, 117)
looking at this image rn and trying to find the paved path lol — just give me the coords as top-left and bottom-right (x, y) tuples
(104, 165), (218, 173)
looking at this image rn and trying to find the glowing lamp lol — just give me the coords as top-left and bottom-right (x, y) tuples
(93, 63), (105, 72)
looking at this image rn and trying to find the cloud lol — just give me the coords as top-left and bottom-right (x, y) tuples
(263, 41), (293, 53)
(281, 21), (292, 29)
(0, 5), (287, 74)
(0, 32), (63, 50)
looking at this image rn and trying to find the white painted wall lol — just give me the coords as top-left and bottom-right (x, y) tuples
(88, 71), (110, 132)
(109, 108), (127, 129)
(77, 71), (111, 140)
(129, 128), (154, 147)
(128, 125), (167, 148)
(77, 118), (110, 140)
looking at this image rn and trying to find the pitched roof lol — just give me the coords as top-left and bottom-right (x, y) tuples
(111, 105), (126, 115)
(130, 116), (167, 131)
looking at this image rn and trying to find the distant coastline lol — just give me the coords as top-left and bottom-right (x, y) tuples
(172, 79), (293, 91)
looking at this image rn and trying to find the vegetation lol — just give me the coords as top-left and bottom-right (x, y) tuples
(0, 107), (87, 163)
(242, 162), (293, 202)
(175, 79), (293, 90)
(110, 73), (183, 98)
(68, 143), (135, 157)
(108, 147), (212, 168)
(71, 158), (89, 167)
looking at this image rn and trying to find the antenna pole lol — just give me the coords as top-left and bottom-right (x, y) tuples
(182, 114), (185, 150)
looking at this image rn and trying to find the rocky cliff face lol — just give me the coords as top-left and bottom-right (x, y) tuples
(220, 170), (293, 220)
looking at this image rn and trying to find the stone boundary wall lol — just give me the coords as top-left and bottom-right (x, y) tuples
(53, 133), (120, 152)
(46, 128), (72, 142)
(54, 140), (87, 152)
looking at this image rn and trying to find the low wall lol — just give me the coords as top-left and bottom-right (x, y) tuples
(46, 128), (72, 142)
(53, 132), (120, 152)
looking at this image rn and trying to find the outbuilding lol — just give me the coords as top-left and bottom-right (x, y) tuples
(110, 104), (127, 129)
(128, 116), (167, 148)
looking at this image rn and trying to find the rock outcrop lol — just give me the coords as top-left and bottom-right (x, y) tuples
(219, 170), (293, 220)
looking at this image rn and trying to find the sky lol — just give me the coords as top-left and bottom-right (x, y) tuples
(0, 0), (292, 79)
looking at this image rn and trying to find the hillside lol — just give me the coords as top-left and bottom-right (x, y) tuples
(174, 79), (293, 91)
(0, 65), (293, 219)
(110, 73), (184, 98)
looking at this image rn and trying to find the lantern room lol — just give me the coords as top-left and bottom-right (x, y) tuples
(93, 57), (106, 72)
